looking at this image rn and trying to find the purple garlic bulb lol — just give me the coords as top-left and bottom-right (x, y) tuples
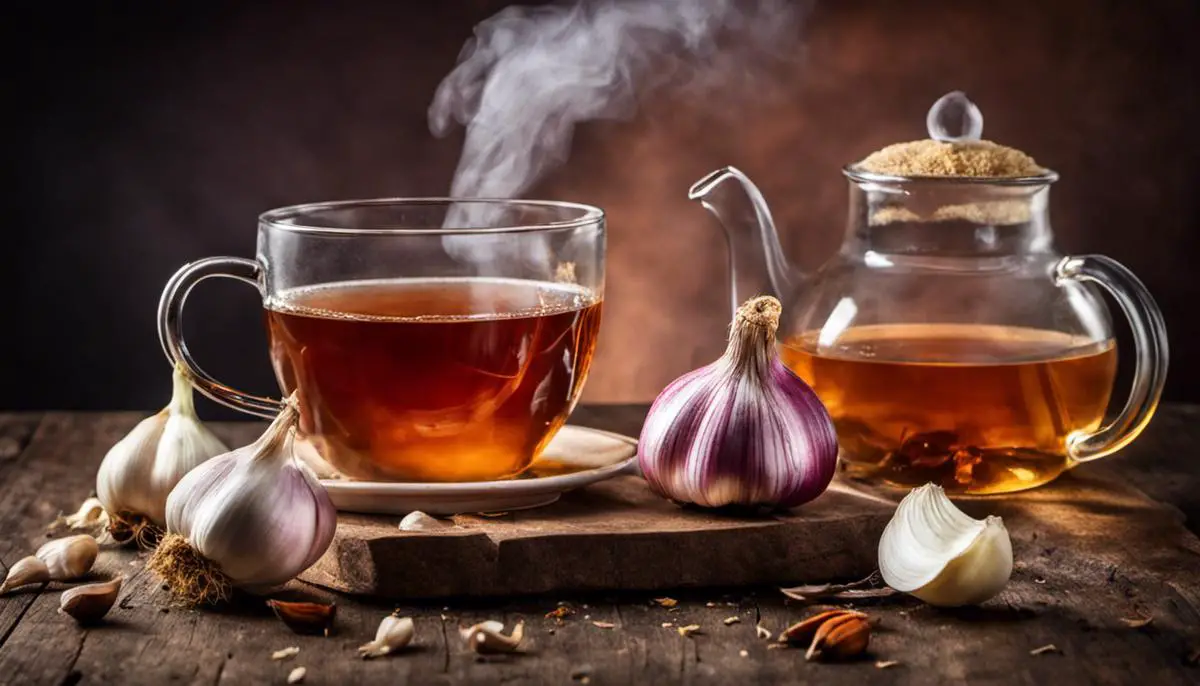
(638, 296), (839, 509)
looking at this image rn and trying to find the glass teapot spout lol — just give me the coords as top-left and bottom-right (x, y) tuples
(688, 166), (802, 316)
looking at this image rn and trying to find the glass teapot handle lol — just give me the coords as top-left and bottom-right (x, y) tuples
(1054, 255), (1169, 463)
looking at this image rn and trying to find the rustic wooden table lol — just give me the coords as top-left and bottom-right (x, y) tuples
(1, 405), (1198, 685)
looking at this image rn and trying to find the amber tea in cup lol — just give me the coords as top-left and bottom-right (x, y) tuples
(267, 278), (601, 482)
(159, 198), (605, 482)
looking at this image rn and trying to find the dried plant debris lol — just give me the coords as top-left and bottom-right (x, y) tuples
(1120, 615), (1153, 629)
(1030, 644), (1061, 656)
(875, 660), (901, 669)
(271, 647), (300, 661)
(780, 572), (897, 603)
(723, 616), (741, 626)
(592, 621), (616, 629)
(779, 610), (871, 662)
(653, 597), (678, 608)
(661, 622), (673, 628)
(461, 621), (524, 654)
(545, 605), (574, 621)
(287, 666), (306, 684)
(755, 623), (772, 640)
(268, 600), (337, 636)
(677, 625), (702, 637)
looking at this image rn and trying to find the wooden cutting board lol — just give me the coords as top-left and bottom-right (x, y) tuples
(299, 475), (898, 599)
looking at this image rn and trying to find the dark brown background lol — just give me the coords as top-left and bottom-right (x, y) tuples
(4, 0), (1198, 413)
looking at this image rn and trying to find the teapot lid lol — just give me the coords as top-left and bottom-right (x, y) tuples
(853, 92), (1047, 179)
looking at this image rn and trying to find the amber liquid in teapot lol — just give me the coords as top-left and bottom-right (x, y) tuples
(781, 324), (1118, 494)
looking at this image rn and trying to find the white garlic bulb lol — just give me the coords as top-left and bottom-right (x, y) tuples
(148, 396), (336, 605)
(878, 483), (1013, 607)
(0, 534), (99, 594)
(96, 364), (227, 538)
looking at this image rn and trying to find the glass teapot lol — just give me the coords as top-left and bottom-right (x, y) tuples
(688, 94), (1168, 495)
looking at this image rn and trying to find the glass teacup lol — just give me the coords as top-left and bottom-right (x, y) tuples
(158, 199), (605, 482)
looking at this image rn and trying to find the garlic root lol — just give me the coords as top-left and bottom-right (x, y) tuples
(146, 533), (232, 606)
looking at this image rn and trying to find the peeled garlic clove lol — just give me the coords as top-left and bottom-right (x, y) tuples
(638, 296), (839, 509)
(461, 621), (523, 654)
(0, 557), (50, 594)
(148, 395), (337, 606)
(399, 511), (449, 532)
(358, 615), (415, 658)
(59, 575), (123, 624)
(97, 364), (228, 536)
(878, 483), (1013, 607)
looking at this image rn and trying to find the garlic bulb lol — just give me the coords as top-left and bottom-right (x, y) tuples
(147, 396), (336, 605)
(638, 296), (839, 509)
(96, 363), (228, 540)
(0, 534), (99, 594)
(878, 483), (1013, 607)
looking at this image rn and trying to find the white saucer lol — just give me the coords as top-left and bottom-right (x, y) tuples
(319, 425), (638, 515)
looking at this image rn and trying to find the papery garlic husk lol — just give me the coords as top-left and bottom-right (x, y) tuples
(0, 534), (99, 594)
(147, 395), (336, 605)
(96, 363), (228, 542)
(637, 296), (839, 509)
(60, 575), (123, 624)
(359, 615), (415, 658)
(878, 483), (1013, 607)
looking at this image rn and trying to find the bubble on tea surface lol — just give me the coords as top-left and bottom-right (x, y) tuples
(926, 91), (983, 142)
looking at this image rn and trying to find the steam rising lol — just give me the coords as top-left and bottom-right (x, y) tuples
(430, 0), (805, 206)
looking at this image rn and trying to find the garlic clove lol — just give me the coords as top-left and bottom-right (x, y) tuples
(59, 576), (123, 624)
(399, 511), (450, 532)
(0, 557), (51, 594)
(37, 534), (99, 580)
(878, 483), (1013, 607)
(461, 621), (524, 654)
(268, 600), (338, 636)
(358, 615), (415, 658)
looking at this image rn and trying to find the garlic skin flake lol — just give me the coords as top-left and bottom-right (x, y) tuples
(638, 296), (838, 509)
(148, 396), (336, 605)
(97, 364), (228, 533)
(878, 483), (1013, 607)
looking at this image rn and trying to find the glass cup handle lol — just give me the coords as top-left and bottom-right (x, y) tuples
(1054, 255), (1169, 463)
(157, 256), (285, 418)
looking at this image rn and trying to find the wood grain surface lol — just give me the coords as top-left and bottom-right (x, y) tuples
(0, 405), (1197, 685)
